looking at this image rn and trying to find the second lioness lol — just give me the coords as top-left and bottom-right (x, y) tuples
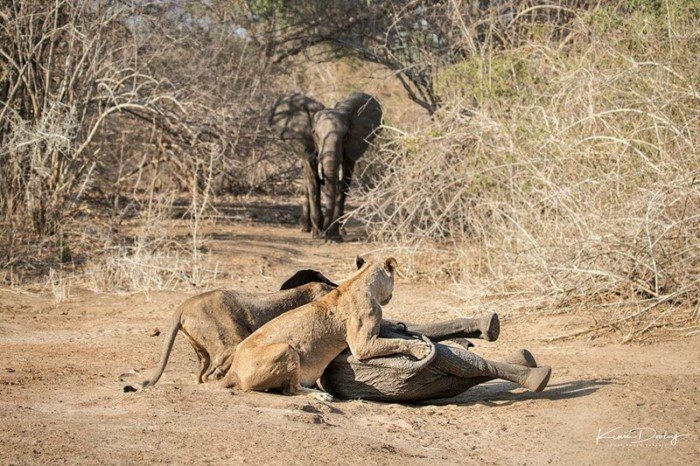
(225, 257), (432, 398)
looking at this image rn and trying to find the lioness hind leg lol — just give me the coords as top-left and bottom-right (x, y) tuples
(236, 344), (334, 401)
(236, 343), (300, 392)
(205, 348), (235, 382)
(194, 347), (211, 384)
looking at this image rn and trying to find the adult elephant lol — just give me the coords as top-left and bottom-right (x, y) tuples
(270, 92), (382, 241)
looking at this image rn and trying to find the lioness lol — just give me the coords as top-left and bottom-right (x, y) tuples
(128, 263), (498, 393)
(134, 269), (337, 389)
(225, 257), (432, 399)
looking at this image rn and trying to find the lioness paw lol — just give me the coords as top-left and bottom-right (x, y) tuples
(312, 391), (335, 402)
(410, 341), (432, 360)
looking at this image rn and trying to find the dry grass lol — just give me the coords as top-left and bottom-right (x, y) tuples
(349, 1), (699, 339)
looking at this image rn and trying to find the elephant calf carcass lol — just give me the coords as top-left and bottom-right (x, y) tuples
(320, 324), (552, 402)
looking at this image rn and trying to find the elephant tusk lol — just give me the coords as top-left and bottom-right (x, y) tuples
(317, 161), (324, 181)
(339, 163), (343, 182)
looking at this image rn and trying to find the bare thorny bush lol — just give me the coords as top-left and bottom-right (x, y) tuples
(349, 1), (699, 340)
(0, 0), (285, 292)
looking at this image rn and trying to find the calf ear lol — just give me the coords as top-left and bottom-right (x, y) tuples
(383, 257), (398, 274)
(355, 256), (365, 269)
(280, 269), (337, 290)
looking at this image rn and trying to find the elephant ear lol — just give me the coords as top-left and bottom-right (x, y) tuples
(334, 92), (382, 161)
(269, 92), (325, 154)
(279, 269), (338, 290)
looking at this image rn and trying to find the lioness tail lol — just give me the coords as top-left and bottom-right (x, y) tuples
(139, 308), (183, 388)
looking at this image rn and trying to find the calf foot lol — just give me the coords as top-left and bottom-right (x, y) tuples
(523, 366), (551, 392)
(480, 313), (500, 341)
(502, 349), (538, 368)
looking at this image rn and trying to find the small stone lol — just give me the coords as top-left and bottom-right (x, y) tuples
(6, 368), (15, 373)
(148, 328), (160, 337)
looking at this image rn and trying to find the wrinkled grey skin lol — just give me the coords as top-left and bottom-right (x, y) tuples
(313, 93), (382, 241)
(321, 321), (547, 402)
(270, 92), (382, 241)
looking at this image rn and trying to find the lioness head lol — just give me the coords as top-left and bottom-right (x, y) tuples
(355, 255), (398, 305)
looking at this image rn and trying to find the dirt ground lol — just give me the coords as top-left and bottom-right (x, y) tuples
(1, 218), (698, 465)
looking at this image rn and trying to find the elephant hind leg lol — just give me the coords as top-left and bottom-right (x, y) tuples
(435, 345), (551, 392)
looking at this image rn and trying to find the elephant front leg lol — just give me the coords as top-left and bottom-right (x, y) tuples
(321, 184), (342, 243)
(302, 158), (323, 237)
(300, 185), (311, 232)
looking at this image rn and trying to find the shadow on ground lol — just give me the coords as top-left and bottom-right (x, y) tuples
(423, 378), (616, 407)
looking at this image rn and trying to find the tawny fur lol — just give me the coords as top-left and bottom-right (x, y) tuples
(137, 278), (335, 388)
(224, 257), (433, 396)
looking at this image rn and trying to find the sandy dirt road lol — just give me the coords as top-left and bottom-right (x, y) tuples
(1, 221), (698, 465)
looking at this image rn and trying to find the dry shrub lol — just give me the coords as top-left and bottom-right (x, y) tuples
(82, 226), (220, 298)
(0, 0), (283, 285)
(350, 1), (699, 338)
(38, 191), (221, 301)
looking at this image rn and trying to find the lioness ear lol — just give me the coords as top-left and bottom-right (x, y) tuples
(355, 256), (365, 269)
(383, 257), (398, 274)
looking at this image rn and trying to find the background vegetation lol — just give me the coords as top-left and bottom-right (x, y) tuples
(1, 0), (697, 339)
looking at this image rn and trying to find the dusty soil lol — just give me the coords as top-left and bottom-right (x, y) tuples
(1, 218), (698, 465)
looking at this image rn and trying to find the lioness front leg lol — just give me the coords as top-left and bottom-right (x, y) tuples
(349, 315), (431, 361)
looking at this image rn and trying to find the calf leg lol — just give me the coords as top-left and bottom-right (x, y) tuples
(400, 314), (500, 341)
(391, 350), (541, 402)
(434, 345), (550, 392)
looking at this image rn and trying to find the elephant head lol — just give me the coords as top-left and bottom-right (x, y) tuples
(269, 92), (326, 159)
(312, 92), (382, 240)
